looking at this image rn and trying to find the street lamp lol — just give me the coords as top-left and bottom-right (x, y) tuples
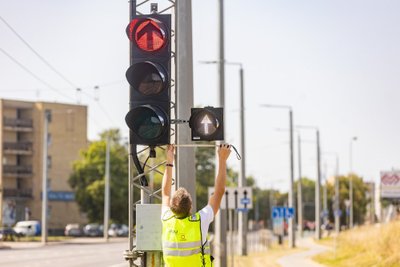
(349, 136), (358, 228)
(200, 60), (248, 255)
(260, 104), (295, 248)
(296, 125), (322, 240)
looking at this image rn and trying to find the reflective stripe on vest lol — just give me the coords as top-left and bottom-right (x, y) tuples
(162, 211), (211, 267)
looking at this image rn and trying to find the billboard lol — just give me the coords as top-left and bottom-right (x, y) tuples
(380, 171), (400, 199)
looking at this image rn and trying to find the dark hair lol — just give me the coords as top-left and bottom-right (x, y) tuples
(170, 187), (192, 218)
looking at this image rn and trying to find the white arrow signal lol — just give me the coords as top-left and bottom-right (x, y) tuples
(201, 115), (212, 134)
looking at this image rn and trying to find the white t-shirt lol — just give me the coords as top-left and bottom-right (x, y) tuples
(161, 204), (214, 243)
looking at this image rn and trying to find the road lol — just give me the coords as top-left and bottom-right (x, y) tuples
(0, 238), (130, 267)
(276, 237), (329, 267)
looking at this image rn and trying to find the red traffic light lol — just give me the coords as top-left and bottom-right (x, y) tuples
(126, 18), (168, 52)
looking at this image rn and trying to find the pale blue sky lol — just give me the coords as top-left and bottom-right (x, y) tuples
(1, 0), (399, 191)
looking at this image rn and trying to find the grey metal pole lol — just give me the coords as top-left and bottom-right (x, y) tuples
(335, 156), (340, 235)
(297, 133), (303, 238)
(128, 145), (135, 267)
(315, 130), (321, 240)
(104, 136), (110, 240)
(323, 166), (328, 225)
(238, 66), (248, 256)
(41, 110), (50, 244)
(176, 0), (196, 210)
(128, 2), (136, 266)
(215, 0), (227, 266)
(288, 110), (295, 248)
(349, 137), (357, 228)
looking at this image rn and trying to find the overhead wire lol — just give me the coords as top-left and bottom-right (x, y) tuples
(0, 15), (79, 89)
(0, 47), (75, 101)
(0, 14), (119, 129)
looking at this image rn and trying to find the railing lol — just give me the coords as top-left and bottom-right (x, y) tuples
(3, 164), (33, 175)
(3, 142), (33, 152)
(3, 188), (33, 198)
(3, 117), (33, 128)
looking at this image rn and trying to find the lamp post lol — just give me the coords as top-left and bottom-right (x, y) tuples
(260, 104), (295, 248)
(296, 126), (322, 240)
(349, 136), (357, 228)
(201, 60), (248, 255)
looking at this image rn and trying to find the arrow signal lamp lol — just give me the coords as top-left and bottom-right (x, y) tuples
(189, 107), (224, 141)
(125, 14), (171, 146)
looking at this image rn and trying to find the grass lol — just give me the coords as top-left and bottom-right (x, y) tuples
(314, 220), (400, 267)
(233, 243), (305, 267)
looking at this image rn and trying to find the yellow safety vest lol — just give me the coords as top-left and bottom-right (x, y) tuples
(162, 211), (212, 267)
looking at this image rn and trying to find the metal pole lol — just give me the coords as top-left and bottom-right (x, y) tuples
(334, 156), (340, 235)
(128, 144), (135, 267)
(215, 0), (227, 266)
(297, 133), (303, 238)
(238, 66), (248, 256)
(315, 130), (321, 240)
(323, 167), (328, 225)
(288, 110), (295, 248)
(349, 137), (357, 228)
(41, 110), (50, 244)
(104, 136), (110, 240)
(176, 0), (196, 210)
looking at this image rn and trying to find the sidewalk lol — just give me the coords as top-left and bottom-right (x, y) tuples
(276, 237), (329, 267)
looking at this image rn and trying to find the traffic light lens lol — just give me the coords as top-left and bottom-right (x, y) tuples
(127, 18), (167, 52)
(126, 62), (167, 95)
(125, 106), (167, 141)
(191, 111), (219, 137)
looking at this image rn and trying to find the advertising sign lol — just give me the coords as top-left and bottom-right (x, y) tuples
(380, 171), (400, 199)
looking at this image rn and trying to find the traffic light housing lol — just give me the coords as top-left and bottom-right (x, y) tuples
(125, 14), (171, 146)
(189, 107), (224, 141)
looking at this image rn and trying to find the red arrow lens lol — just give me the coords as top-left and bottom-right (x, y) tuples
(127, 18), (167, 52)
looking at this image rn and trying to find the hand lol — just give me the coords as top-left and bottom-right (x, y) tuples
(218, 144), (231, 161)
(166, 144), (175, 163)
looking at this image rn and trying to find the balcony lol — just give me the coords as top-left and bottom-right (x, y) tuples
(3, 142), (33, 155)
(3, 117), (33, 132)
(3, 188), (33, 199)
(3, 164), (33, 177)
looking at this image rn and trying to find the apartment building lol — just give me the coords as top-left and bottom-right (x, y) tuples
(0, 99), (88, 230)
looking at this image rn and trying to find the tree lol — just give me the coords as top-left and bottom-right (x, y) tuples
(69, 129), (129, 223)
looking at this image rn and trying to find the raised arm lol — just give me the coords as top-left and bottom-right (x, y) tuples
(162, 144), (175, 207)
(208, 144), (231, 215)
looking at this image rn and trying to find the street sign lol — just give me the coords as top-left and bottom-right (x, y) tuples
(272, 206), (295, 219)
(208, 186), (253, 210)
(334, 209), (342, 217)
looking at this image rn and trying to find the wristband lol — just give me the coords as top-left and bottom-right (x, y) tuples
(166, 163), (174, 167)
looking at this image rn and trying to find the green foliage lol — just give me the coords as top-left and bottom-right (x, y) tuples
(294, 177), (316, 221)
(68, 129), (129, 223)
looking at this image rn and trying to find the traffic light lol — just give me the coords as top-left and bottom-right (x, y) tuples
(125, 14), (171, 146)
(189, 107), (224, 141)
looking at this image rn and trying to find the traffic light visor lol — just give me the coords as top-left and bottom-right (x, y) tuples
(125, 105), (168, 141)
(126, 62), (167, 96)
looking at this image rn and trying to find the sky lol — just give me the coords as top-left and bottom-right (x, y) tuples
(0, 0), (399, 192)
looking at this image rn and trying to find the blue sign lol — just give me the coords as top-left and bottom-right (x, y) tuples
(335, 209), (342, 217)
(48, 191), (75, 201)
(240, 198), (251, 205)
(272, 206), (295, 219)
